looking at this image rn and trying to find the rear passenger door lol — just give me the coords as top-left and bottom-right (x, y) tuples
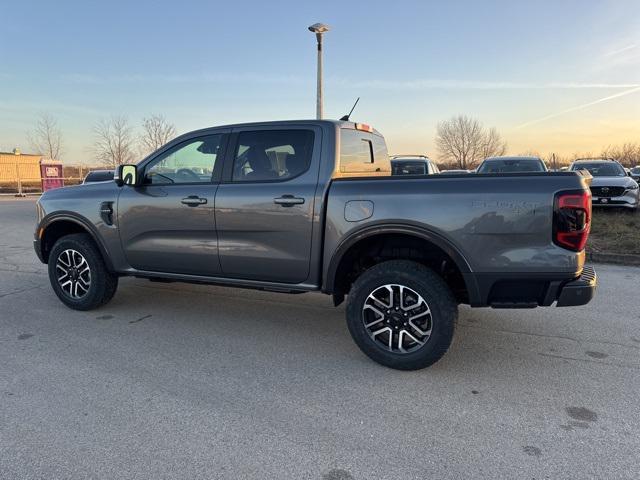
(214, 126), (321, 284)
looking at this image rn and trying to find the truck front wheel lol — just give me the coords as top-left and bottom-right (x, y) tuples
(345, 260), (457, 370)
(48, 233), (118, 311)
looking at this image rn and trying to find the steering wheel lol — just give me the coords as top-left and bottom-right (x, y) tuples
(176, 168), (201, 181)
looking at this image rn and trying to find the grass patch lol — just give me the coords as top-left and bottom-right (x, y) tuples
(588, 208), (640, 255)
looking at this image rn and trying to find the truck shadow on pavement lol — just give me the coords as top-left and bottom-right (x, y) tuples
(83, 277), (640, 376)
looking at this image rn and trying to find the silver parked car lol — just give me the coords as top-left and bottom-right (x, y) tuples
(83, 169), (114, 183)
(569, 159), (639, 209)
(630, 166), (640, 183)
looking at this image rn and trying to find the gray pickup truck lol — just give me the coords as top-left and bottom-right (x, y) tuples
(34, 120), (597, 370)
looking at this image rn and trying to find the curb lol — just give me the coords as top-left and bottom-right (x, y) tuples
(587, 252), (640, 266)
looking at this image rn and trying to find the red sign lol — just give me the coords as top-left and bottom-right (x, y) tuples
(40, 162), (64, 191)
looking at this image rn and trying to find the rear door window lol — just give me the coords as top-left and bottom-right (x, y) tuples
(231, 130), (314, 182)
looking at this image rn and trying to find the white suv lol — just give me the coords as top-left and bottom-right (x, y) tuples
(569, 159), (639, 210)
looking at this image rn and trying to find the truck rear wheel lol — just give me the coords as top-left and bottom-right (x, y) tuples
(48, 233), (118, 311)
(346, 260), (457, 370)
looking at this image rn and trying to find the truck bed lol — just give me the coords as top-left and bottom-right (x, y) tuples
(322, 171), (592, 307)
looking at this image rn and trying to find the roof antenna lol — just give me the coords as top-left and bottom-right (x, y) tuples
(340, 97), (360, 121)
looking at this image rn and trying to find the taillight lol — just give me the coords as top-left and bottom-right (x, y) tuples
(553, 190), (591, 251)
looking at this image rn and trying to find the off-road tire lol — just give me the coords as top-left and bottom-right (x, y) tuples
(346, 260), (457, 370)
(48, 233), (118, 310)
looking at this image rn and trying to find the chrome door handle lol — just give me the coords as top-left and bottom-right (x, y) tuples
(181, 196), (207, 206)
(273, 195), (305, 207)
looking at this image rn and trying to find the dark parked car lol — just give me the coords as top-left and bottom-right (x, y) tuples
(569, 159), (639, 209)
(630, 166), (640, 183)
(83, 170), (114, 183)
(391, 155), (440, 175)
(34, 120), (597, 370)
(476, 156), (548, 174)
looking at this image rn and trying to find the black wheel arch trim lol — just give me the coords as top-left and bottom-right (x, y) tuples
(38, 212), (116, 272)
(323, 222), (480, 302)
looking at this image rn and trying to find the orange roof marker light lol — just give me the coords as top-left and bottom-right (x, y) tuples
(355, 123), (373, 133)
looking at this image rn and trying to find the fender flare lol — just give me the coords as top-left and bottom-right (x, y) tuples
(38, 212), (115, 271)
(323, 223), (480, 302)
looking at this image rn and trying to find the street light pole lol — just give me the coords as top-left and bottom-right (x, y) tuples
(308, 23), (330, 120)
(315, 32), (323, 120)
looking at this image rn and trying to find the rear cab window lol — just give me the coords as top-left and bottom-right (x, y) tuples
(338, 127), (391, 177)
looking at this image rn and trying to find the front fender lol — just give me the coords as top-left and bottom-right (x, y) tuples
(37, 211), (116, 271)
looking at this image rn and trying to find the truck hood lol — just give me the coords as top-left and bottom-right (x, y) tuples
(40, 180), (120, 200)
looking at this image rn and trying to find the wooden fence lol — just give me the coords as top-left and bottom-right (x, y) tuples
(0, 153), (95, 195)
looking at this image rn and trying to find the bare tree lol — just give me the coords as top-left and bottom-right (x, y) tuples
(601, 143), (640, 167)
(28, 113), (63, 160)
(569, 151), (595, 162)
(92, 116), (136, 167)
(517, 150), (564, 169)
(435, 115), (507, 169)
(517, 149), (543, 157)
(139, 114), (176, 155)
(479, 127), (507, 161)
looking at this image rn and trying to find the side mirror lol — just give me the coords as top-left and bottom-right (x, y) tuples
(115, 164), (139, 187)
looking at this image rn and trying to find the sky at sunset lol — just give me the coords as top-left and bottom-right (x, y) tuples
(1, 0), (639, 164)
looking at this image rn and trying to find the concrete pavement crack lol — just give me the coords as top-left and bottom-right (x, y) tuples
(0, 285), (43, 299)
(460, 323), (640, 352)
(538, 352), (640, 371)
(0, 269), (43, 275)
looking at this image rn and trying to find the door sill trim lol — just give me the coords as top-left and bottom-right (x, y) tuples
(127, 269), (319, 292)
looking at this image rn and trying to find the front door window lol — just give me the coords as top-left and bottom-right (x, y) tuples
(145, 135), (223, 184)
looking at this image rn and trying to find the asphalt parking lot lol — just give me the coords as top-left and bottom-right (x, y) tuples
(1, 197), (639, 479)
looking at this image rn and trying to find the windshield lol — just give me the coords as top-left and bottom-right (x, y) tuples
(571, 162), (625, 177)
(392, 161), (427, 175)
(477, 159), (545, 173)
(631, 167), (640, 174)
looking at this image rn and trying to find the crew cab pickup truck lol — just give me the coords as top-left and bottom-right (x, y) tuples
(34, 120), (597, 370)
